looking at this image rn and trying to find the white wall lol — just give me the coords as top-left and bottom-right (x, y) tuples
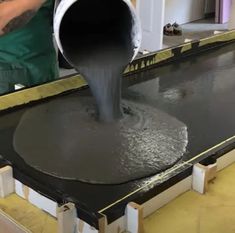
(137, 0), (165, 51)
(164, 0), (205, 25)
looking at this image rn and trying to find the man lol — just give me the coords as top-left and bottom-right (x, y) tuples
(0, 0), (58, 94)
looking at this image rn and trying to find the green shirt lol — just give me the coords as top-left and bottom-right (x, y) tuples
(0, 0), (58, 94)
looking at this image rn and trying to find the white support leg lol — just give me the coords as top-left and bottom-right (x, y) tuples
(0, 166), (14, 198)
(57, 203), (77, 233)
(125, 202), (144, 233)
(77, 218), (99, 233)
(192, 162), (217, 194)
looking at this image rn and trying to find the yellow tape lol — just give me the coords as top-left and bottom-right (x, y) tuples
(0, 75), (87, 111)
(124, 30), (235, 75)
(199, 30), (235, 47)
(181, 43), (192, 53)
(154, 49), (174, 64)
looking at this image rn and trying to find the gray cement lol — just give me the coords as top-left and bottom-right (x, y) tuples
(65, 36), (130, 122)
(13, 96), (188, 184)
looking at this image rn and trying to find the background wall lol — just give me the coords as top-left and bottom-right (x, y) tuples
(220, 0), (232, 23)
(228, 0), (235, 29)
(137, 0), (165, 51)
(164, 0), (205, 24)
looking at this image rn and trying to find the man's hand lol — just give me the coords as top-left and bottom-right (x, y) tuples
(0, 0), (45, 35)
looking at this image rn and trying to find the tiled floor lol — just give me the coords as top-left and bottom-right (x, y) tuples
(163, 18), (228, 48)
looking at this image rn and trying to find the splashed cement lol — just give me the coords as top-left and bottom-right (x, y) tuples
(13, 96), (188, 184)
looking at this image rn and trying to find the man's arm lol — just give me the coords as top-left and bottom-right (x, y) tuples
(0, 0), (46, 35)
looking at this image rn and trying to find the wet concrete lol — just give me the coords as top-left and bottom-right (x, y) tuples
(13, 96), (187, 184)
